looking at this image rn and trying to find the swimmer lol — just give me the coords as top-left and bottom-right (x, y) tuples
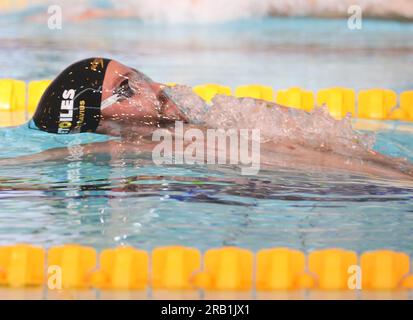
(2, 57), (413, 180)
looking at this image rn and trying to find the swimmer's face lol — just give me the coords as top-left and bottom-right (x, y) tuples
(101, 60), (187, 125)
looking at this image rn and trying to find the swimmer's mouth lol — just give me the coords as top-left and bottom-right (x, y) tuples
(158, 90), (189, 125)
(158, 117), (178, 127)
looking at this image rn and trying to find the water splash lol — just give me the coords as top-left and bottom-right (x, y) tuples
(163, 85), (209, 124)
(165, 84), (375, 158)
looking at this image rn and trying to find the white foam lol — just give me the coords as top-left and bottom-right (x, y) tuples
(205, 94), (375, 157)
(163, 85), (209, 124)
(164, 85), (375, 158)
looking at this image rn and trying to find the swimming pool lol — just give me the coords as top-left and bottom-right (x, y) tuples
(1, 16), (413, 257)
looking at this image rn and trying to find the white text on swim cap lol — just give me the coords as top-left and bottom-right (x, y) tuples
(58, 89), (76, 134)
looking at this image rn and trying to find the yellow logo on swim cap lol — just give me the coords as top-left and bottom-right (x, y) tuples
(75, 100), (86, 129)
(59, 121), (72, 129)
(90, 58), (104, 72)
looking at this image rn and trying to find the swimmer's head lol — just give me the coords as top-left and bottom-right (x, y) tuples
(32, 58), (187, 134)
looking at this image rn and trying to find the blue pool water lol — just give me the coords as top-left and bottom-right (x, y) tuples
(0, 17), (413, 253)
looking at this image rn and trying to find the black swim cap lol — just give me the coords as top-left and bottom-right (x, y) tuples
(32, 57), (112, 134)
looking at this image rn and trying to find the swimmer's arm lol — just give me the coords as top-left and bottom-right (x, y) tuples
(0, 141), (138, 166)
(2, 133), (411, 180)
(261, 142), (413, 180)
